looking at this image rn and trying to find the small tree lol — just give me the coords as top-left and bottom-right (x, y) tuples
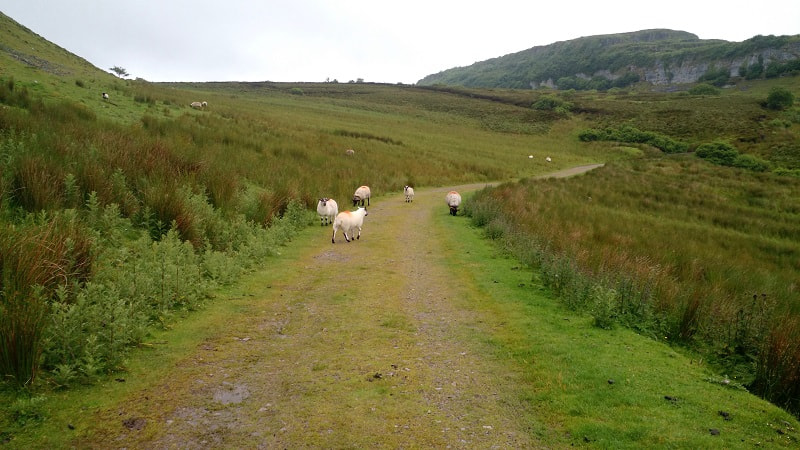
(109, 66), (129, 78)
(765, 87), (794, 111)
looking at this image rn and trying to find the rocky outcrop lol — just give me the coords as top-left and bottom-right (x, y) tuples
(643, 41), (800, 85)
(418, 30), (800, 90)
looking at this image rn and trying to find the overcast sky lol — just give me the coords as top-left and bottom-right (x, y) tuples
(2, 1), (798, 84)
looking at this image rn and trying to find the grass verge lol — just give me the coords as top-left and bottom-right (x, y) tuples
(431, 194), (799, 448)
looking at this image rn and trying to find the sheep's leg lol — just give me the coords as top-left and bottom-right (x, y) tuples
(331, 228), (336, 244)
(344, 231), (351, 242)
(356, 226), (362, 240)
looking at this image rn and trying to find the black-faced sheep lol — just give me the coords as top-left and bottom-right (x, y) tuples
(404, 185), (415, 203)
(316, 198), (338, 226)
(446, 191), (461, 216)
(353, 185), (371, 207)
(331, 207), (368, 243)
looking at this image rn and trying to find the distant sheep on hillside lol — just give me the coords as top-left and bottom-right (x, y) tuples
(446, 191), (461, 216)
(102, 92), (109, 100)
(190, 101), (207, 109)
(345, 148), (355, 156)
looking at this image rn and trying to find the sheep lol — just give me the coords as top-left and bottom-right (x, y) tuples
(345, 148), (355, 156)
(316, 198), (338, 226)
(404, 185), (415, 202)
(446, 191), (461, 216)
(331, 207), (368, 243)
(352, 185), (371, 207)
(546, 156), (552, 162)
(102, 92), (109, 100)
(190, 101), (207, 109)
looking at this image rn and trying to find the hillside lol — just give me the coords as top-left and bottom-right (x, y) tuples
(417, 29), (800, 90)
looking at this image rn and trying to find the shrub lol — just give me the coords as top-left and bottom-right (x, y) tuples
(578, 125), (688, 153)
(773, 167), (800, 178)
(532, 95), (572, 112)
(591, 286), (618, 330)
(699, 66), (731, 87)
(695, 141), (739, 166)
(764, 87), (794, 111)
(732, 154), (770, 172)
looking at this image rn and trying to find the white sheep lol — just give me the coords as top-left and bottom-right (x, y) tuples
(331, 207), (369, 243)
(102, 92), (109, 100)
(316, 198), (338, 226)
(546, 156), (552, 162)
(353, 185), (371, 207)
(345, 148), (355, 156)
(190, 101), (207, 109)
(446, 191), (462, 216)
(404, 185), (415, 203)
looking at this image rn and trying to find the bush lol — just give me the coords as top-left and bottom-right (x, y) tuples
(764, 87), (794, 111)
(578, 126), (688, 153)
(733, 154), (770, 172)
(699, 67), (731, 87)
(695, 141), (739, 166)
(532, 95), (572, 112)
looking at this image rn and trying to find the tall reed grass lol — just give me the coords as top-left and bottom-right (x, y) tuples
(465, 157), (800, 415)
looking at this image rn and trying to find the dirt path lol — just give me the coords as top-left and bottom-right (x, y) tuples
(87, 165), (602, 449)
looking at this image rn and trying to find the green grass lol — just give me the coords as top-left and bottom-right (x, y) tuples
(2, 188), (797, 448)
(466, 156), (800, 415)
(1, 8), (800, 444)
(427, 195), (800, 447)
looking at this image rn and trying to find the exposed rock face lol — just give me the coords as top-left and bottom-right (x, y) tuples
(419, 30), (800, 90)
(643, 41), (800, 85)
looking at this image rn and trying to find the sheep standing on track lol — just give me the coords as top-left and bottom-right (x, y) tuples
(316, 198), (338, 226)
(404, 185), (415, 203)
(353, 185), (371, 207)
(446, 191), (462, 216)
(331, 207), (369, 243)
